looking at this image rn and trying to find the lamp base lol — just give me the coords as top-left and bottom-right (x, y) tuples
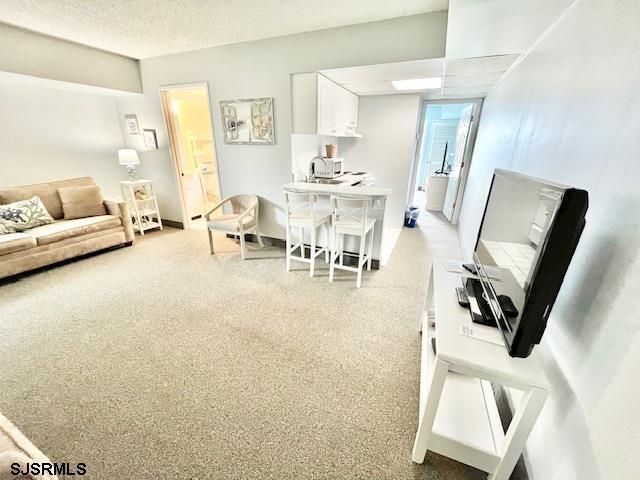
(125, 165), (137, 180)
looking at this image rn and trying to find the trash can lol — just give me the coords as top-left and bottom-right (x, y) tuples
(404, 206), (420, 228)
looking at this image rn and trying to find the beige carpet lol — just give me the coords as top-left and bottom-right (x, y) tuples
(0, 213), (488, 479)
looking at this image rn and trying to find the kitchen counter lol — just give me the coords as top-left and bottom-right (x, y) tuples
(282, 181), (390, 197)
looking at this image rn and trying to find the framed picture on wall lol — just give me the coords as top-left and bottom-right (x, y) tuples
(219, 97), (275, 145)
(124, 114), (140, 135)
(143, 129), (158, 149)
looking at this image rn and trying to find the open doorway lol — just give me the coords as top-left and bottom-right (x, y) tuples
(409, 98), (482, 224)
(160, 84), (222, 229)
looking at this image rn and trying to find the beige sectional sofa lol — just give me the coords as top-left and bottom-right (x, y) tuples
(0, 177), (134, 280)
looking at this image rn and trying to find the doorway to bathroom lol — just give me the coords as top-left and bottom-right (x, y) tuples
(409, 98), (482, 224)
(160, 83), (222, 229)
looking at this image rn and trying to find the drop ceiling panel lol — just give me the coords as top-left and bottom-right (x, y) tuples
(319, 54), (521, 99)
(445, 54), (519, 76)
(322, 59), (444, 85)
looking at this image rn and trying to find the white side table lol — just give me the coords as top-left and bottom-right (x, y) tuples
(412, 258), (550, 480)
(119, 179), (163, 235)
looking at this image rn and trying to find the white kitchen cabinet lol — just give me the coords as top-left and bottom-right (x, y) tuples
(292, 72), (361, 137)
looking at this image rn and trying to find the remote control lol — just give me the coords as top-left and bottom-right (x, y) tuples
(456, 286), (470, 307)
(463, 262), (478, 275)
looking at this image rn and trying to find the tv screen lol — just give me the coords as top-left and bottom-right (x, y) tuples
(472, 169), (588, 357)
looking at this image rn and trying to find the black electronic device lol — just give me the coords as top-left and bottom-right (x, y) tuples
(472, 169), (588, 358)
(455, 286), (470, 307)
(462, 263), (477, 275)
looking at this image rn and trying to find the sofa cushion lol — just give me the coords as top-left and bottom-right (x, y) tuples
(26, 215), (122, 246)
(0, 233), (37, 256)
(0, 177), (96, 220)
(0, 197), (55, 232)
(58, 186), (107, 220)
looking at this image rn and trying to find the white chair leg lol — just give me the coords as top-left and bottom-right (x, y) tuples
(310, 225), (316, 277)
(339, 234), (344, 266)
(207, 229), (215, 254)
(239, 228), (246, 260)
(285, 224), (291, 272)
(367, 224), (374, 271)
(356, 232), (366, 288)
(255, 225), (264, 247)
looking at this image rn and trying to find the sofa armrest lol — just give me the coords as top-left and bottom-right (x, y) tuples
(104, 200), (134, 244)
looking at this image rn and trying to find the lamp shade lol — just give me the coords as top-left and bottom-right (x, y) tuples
(118, 149), (140, 166)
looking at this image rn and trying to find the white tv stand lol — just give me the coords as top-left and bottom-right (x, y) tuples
(412, 258), (550, 480)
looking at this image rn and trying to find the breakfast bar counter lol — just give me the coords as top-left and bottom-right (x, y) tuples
(282, 182), (394, 267)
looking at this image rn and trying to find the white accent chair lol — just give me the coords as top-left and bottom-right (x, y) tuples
(283, 191), (331, 277)
(205, 194), (263, 260)
(329, 195), (376, 288)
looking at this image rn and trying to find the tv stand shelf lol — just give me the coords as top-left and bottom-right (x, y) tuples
(412, 258), (550, 480)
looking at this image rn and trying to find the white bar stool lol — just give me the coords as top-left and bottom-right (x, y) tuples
(284, 191), (331, 277)
(329, 195), (375, 288)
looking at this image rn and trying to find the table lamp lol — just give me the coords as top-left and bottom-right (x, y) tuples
(118, 149), (140, 180)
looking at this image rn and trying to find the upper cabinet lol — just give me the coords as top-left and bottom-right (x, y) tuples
(292, 72), (362, 138)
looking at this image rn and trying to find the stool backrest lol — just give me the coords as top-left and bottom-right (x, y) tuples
(330, 195), (372, 235)
(284, 191), (319, 219)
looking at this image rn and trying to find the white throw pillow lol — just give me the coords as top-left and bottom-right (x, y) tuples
(0, 196), (54, 231)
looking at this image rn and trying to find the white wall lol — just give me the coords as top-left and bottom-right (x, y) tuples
(0, 81), (125, 199)
(113, 13), (447, 236)
(457, 1), (640, 479)
(339, 94), (421, 232)
(0, 23), (141, 94)
(445, 0), (574, 59)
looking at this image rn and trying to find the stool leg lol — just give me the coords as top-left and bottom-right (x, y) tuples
(299, 227), (304, 259)
(367, 224), (375, 271)
(285, 223), (291, 272)
(325, 223), (330, 263)
(356, 232), (366, 288)
(339, 234), (344, 266)
(310, 224), (316, 277)
(329, 225), (336, 283)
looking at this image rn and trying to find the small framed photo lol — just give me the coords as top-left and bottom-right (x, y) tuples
(124, 114), (140, 135)
(143, 129), (158, 149)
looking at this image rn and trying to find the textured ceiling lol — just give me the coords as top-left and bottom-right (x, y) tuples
(0, 0), (448, 59)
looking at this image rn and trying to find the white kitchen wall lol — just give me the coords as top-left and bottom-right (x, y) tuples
(339, 94), (421, 232)
(113, 12), (447, 236)
(457, 1), (640, 479)
(0, 81), (125, 199)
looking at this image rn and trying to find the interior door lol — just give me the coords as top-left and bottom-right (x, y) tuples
(443, 105), (474, 222)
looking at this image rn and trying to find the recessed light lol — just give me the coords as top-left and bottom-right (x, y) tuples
(391, 77), (442, 91)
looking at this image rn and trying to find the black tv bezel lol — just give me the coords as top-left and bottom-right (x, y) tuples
(473, 169), (588, 358)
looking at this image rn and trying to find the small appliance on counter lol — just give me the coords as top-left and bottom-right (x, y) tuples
(312, 156), (344, 178)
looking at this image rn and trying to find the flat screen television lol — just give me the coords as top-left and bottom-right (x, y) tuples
(470, 169), (588, 358)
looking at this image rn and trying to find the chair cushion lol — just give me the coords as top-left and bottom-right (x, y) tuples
(0, 197), (55, 232)
(57, 186), (107, 220)
(0, 177), (95, 220)
(0, 233), (37, 256)
(207, 214), (255, 233)
(26, 215), (122, 246)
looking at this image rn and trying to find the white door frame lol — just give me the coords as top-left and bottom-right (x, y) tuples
(159, 82), (222, 230)
(406, 98), (483, 215)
